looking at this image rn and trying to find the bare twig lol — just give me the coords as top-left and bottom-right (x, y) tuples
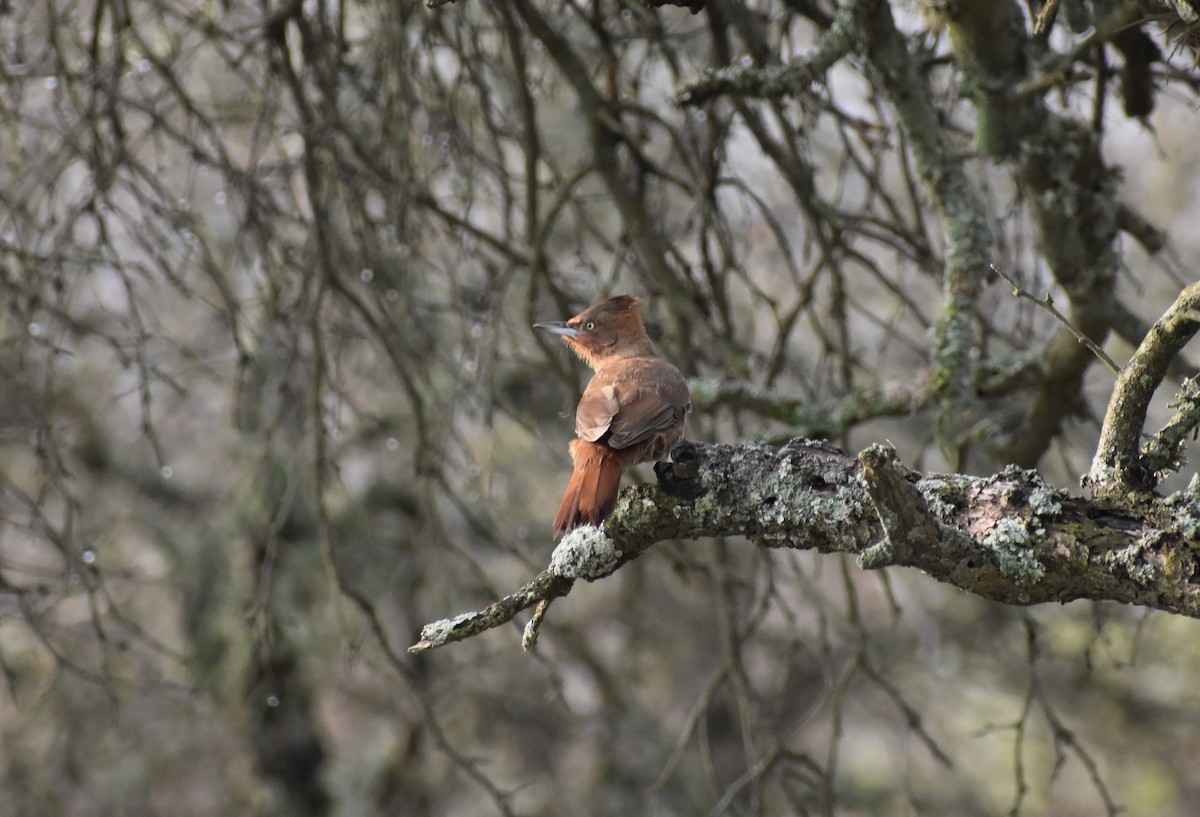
(1033, 0), (1064, 35)
(991, 264), (1120, 375)
(522, 596), (555, 651)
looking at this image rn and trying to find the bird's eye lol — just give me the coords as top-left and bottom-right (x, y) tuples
(584, 320), (595, 331)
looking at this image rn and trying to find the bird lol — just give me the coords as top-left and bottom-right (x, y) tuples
(534, 295), (692, 537)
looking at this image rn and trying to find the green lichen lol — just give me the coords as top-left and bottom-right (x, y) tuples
(692, 493), (720, 517)
(916, 475), (963, 518)
(1102, 532), (1159, 587)
(1162, 489), (1200, 540)
(1028, 485), (1062, 518)
(858, 540), (893, 570)
(983, 516), (1045, 585)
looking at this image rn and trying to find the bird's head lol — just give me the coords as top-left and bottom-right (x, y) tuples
(534, 295), (655, 369)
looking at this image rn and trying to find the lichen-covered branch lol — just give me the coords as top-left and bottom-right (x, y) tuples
(1089, 282), (1200, 495)
(857, 442), (964, 569)
(854, 0), (991, 461)
(936, 0), (1031, 158)
(1140, 376), (1200, 480)
(411, 439), (1200, 652)
(915, 0), (1136, 469)
(409, 571), (573, 653)
(689, 377), (930, 438)
(676, 0), (859, 105)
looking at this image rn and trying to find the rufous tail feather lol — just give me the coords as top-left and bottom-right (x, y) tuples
(553, 441), (623, 537)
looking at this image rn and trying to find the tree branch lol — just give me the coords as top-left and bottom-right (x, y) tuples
(1089, 282), (1200, 495)
(411, 439), (1200, 652)
(676, 0), (859, 106)
(1140, 376), (1200, 480)
(990, 264), (1120, 375)
(409, 571), (573, 654)
(689, 376), (930, 438)
(854, 0), (992, 462)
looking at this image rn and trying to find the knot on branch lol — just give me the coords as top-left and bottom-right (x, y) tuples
(655, 438), (707, 499)
(857, 443), (941, 568)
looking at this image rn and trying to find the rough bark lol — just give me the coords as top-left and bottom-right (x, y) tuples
(412, 438), (1200, 652)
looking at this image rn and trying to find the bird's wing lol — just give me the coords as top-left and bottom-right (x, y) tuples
(575, 383), (621, 442)
(576, 374), (689, 450)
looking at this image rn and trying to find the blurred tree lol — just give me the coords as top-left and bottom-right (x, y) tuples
(2, 0), (1200, 816)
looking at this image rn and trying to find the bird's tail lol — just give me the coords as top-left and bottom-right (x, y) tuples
(553, 441), (623, 537)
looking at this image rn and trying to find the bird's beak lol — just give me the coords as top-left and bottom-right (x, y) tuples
(533, 321), (579, 338)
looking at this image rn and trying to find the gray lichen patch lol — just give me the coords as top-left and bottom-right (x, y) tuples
(982, 516), (1046, 586)
(418, 610), (481, 649)
(916, 475), (965, 519)
(1102, 531), (1160, 586)
(1028, 484), (1063, 518)
(550, 526), (619, 581)
(1163, 488), (1200, 540)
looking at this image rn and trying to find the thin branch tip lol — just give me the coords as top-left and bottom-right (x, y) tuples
(990, 264), (1120, 375)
